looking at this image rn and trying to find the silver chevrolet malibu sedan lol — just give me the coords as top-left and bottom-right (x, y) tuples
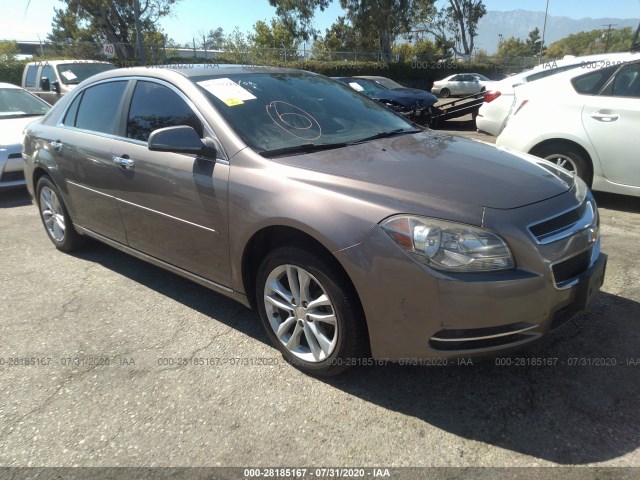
(22, 65), (607, 376)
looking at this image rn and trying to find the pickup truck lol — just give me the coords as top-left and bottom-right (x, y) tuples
(21, 60), (116, 104)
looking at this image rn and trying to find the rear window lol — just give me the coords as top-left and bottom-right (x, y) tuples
(571, 66), (618, 95)
(526, 64), (580, 83)
(24, 66), (38, 88)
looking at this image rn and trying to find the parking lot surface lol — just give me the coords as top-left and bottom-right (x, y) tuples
(1, 126), (639, 469)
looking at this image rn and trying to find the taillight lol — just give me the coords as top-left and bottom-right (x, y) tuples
(484, 90), (501, 103)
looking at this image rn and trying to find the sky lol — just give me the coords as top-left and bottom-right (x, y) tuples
(1, 0), (639, 45)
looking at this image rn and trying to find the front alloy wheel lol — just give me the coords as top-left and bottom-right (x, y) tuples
(264, 264), (338, 362)
(256, 247), (367, 376)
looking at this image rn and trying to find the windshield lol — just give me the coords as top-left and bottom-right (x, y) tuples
(374, 77), (404, 89)
(0, 88), (50, 118)
(195, 72), (415, 155)
(56, 63), (116, 85)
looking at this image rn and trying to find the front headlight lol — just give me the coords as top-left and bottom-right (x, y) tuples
(381, 215), (515, 272)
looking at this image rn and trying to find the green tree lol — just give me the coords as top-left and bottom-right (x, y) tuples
(250, 18), (300, 49)
(546, 27), (634, 57)
(526, 27), (545, 56)
(0, 41), (20, 62)
(269, 0), (436, 63)
(48, 0), (180, 60)
(496, 37), (531, 58)
(422, 0), (486, 58)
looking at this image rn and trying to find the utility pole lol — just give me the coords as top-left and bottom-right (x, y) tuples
(133, 0), (146, 65)
(602, 24), (617, 52)
(538, 0), (549, 65)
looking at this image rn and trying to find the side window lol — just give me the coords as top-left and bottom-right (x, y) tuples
(610, 63), (640, 98)
(450, 75), (461, 81)
(24, 66), (38, 87)
(126, 81), (203, 142)
(63, 92), (84, 127)
(41, 65), (56, 82)
(572, 66), (617, 95)
(75, 81), (128, 134)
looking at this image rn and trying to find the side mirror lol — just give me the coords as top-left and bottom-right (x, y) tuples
(40, 77), (50, 91)
(51, 80), (61, 94)
(148, 125), (216, 158)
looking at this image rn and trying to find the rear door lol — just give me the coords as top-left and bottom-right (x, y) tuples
(581, 62), (640, 187)
(110, 79), (231, 285)
(54, 80), (129, 243)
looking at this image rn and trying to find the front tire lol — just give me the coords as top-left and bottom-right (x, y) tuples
(256, 247), (367, 376)
(532, 143), (593, 185)
(36, 176), (85, 252)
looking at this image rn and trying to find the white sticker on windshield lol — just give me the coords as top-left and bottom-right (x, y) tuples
(60, 70), (77, 80)
(198, 78), (257, 106)
(349, 82), (364, 92)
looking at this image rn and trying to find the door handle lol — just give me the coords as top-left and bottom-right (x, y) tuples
(112, 155), (135, 169)
(591, 111), (619, 122)
(50, 140), (63, 152)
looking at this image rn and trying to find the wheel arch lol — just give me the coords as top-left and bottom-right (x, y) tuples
(529, 138), (596, 181)
(241, 225), (370, 348)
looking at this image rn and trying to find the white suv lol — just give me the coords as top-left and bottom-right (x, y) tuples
(496, 56), (640, 197)
(476, 52), (637, 137)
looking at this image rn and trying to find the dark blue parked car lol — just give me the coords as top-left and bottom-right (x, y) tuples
(334, 76), (438, 124)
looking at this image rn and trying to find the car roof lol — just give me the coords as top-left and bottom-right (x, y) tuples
(516, 55), (640, 97)
(80, 64), (311, 86)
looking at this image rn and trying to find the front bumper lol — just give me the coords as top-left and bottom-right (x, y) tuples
(0, 145), (26, 189)
(335, 187), (605, 360)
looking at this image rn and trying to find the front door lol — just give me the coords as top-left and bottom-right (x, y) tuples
(111, 80), (231, 285)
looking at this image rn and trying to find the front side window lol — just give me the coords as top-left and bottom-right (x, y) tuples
(126, 81), (203, 142)
(610, 63), (640, 98)
(41, 65), (56, 89)
(74, 81), (127, 134)
(572, 66), (618, 95)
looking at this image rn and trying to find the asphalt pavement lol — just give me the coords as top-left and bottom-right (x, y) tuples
(1, 126), (639, 472)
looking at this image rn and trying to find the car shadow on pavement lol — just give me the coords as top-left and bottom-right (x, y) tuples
(322, 291), (640, 465)
(595, 192), (640, 214)
(0, 189), (32, 208)
(70, 241), (270, 345)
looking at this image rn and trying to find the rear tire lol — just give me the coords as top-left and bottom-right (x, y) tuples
(440, 88), (451, 98)
(36, 176), (85, 252)
(256, 246), (368, 376)
(532, 143), (593, 186)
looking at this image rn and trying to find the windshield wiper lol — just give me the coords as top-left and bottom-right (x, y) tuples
(260, 142), (349, 158)
(351, 128), (421, 144)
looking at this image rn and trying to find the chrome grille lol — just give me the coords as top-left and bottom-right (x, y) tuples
(529, 201), (587, 241)
(552, 247), (592, 287)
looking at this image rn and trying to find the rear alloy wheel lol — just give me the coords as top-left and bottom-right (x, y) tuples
(256, 247), (367, 376)
(532, 143), (593, 185)
(36, 176), (85, 252)
(440, 88), (451, 98)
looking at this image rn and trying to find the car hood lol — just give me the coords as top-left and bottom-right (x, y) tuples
(0, 116), (43, 146)
(371, 89), (437, 107)
(272, 132), (573, 210)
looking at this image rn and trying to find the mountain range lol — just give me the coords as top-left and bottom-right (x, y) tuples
(475, 10), (639, 53)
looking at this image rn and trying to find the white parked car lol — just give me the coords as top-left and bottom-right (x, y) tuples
(477, 52), (639, 137)
(0, 83), (50, 190)
(431, 73), (492, 98)
(496, 58), (640, 197)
